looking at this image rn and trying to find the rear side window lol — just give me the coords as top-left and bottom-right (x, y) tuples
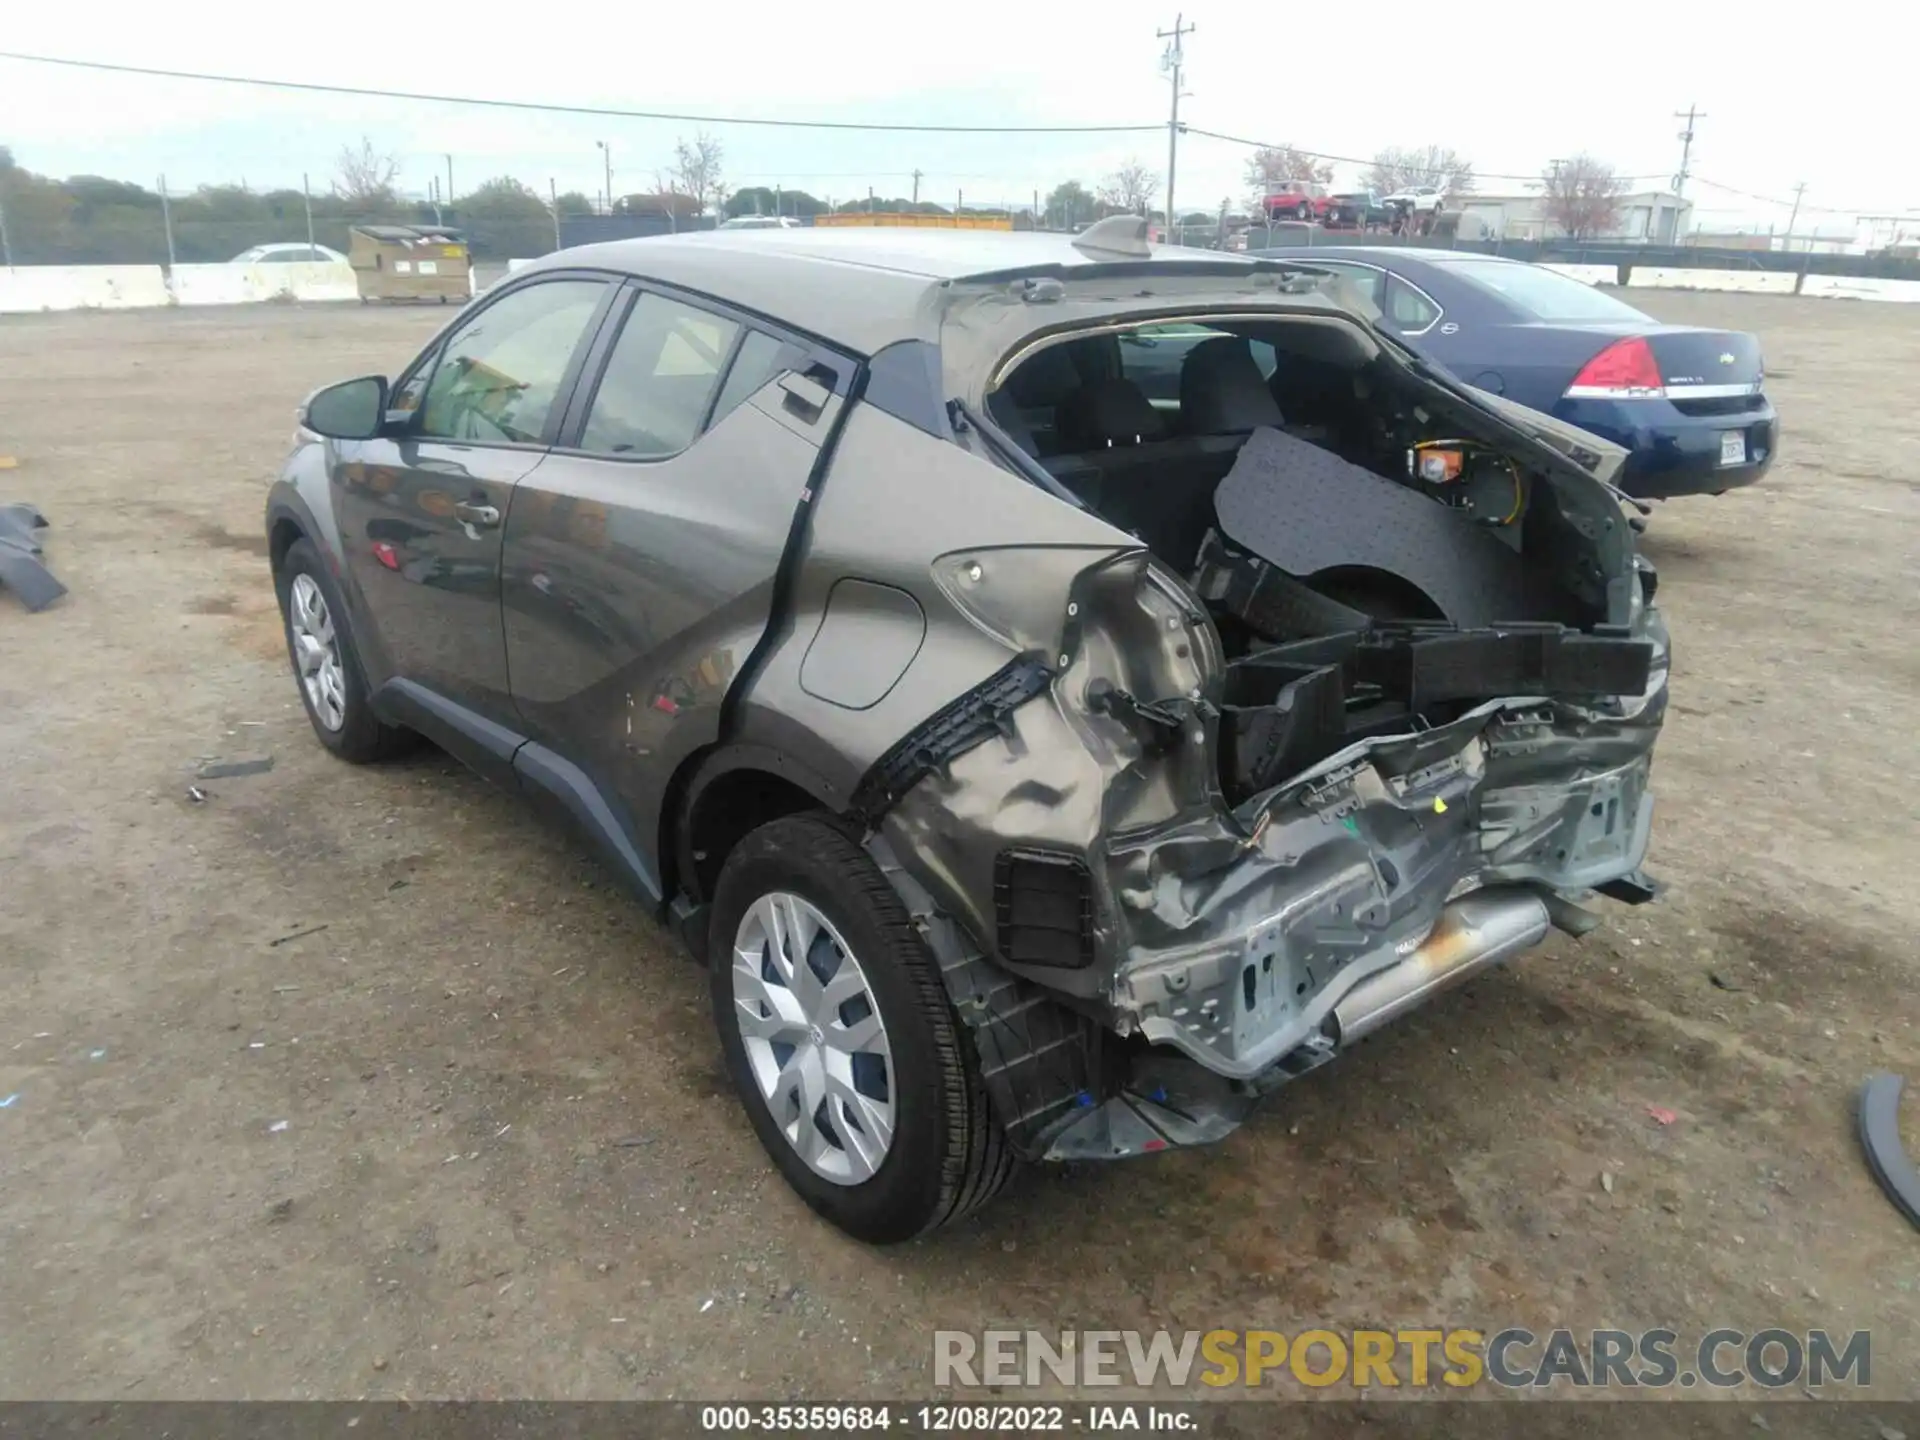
(1313, 263), (1386, 309)
(1385, 276), (1441, 333)
(1438, 259), (1646, 321)
(417, 279), (606, 444)
(581, 293), (740, 458)
(709, 328), (800, 426)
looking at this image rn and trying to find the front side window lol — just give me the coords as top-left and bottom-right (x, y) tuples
(416, 279), (606, 444)
(579, 292), (741, 458)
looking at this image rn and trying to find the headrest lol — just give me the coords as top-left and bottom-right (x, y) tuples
(1179, 337), (1286, 434)
(1056, 378), (1166, 450)
(1002, 342), (1086, 408)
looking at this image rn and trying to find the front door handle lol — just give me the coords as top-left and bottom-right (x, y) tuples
(453, 501), (501, 529)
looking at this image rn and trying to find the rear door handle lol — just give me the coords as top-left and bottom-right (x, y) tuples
(453, 501), (501, 529)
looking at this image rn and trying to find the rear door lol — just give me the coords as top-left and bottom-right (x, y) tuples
(331, 274), (612, 775)
(500, 282), (852, 889)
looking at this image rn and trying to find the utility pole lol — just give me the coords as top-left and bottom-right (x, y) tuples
(445, 154), (455, 214)
(302, 173), (315, 252)
(0, 189), (12, 267)
(157, 175), (175, 267)
(549, 178), (562, 249)
(1672, 105), (1704, 196)
(1784, 181), (1807, 248)
(1158, 13), (1195, 244)
(596, 141), (613, 215)
(911, 169), (923, 205)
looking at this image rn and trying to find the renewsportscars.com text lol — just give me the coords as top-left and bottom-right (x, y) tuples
(933, 1328), (1872, 1390)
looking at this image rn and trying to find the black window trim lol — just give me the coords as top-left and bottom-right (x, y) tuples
(548, 273), (858, 464)
(386, 270), (623, 454)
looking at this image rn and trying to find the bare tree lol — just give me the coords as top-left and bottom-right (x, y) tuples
(1243, 143), (1333, 209)
(1365, 145), (1475, 198)
(669, 130), (725, 219)
(1540, 154), (1629, 238)
(335, 137), (399, 207)
(1099, 158), (1159, 216)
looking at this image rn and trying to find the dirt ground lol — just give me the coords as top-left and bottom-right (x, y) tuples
(0, 291), (1915, 1405)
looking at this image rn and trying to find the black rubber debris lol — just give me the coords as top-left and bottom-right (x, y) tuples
(1857, 1072), (1920, 1232)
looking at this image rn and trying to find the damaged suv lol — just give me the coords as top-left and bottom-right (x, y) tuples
(267, 217), (1667, 1243)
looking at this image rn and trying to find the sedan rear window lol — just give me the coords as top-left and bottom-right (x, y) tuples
(1439, 260), (1646, 322)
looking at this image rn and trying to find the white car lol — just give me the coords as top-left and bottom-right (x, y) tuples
(231, 243), (347, 265)
(718, 216), (802, 230)
(1382, 185), (1446, 214)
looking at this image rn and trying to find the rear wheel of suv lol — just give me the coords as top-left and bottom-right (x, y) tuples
(276, 538), (414, 763)
(1295, 201), (1312, 220)
(708, 814), (1014, 1243)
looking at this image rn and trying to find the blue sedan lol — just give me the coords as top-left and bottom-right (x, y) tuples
(1256, 247), (1777, 499)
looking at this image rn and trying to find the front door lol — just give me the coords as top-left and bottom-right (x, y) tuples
(331, 276), (611, 772)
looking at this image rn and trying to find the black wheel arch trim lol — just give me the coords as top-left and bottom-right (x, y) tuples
(1858, 1072), (1920, 1232)
(671, 741), (848, 905)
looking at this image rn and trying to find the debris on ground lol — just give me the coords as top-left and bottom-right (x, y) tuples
(1709, 972), (1743, 992)
(1647, 1105), (1679, 1126)
(0, 503), (67, 612)
(1601, 1170), (1616, 1194)
(0, 1093), (21, 1109)
(197, 757), (275, 780)
(267, 1120), (289, 1133)
(267, 924), (329, 948)
(1857, 1073), (1920, 1232)
(267, 1199), (294, 1223)
(186, 786), (209, 804)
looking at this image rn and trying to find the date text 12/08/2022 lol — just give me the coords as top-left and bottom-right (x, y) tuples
(700, 1405), (1196, 1432)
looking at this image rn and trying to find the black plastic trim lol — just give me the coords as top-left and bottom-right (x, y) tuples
(863, 339), (952, 439)
(848, 654), (1054, 824)
(372, 678), (524, 789)
(1858, 1072), (1920, 1232)
(513, 741), (663, 903)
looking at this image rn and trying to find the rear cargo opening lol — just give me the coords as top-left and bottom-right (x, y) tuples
(988, 314), (1654, 804)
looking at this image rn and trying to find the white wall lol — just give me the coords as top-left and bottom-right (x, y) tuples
(0, 265), (172, 313)
(1, 261), (358, 313)
(1798, 274), (1920, 303)
(1628, 267), (1797, 295)
(166, 261), (359, 306)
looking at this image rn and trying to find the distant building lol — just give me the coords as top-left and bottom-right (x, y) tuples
(1454, 190), (1693, 244)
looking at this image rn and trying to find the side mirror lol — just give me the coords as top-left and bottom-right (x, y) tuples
(302, 376), (389, 440)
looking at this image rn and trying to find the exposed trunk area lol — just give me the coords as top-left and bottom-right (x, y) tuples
(991, 314), (1655, 806)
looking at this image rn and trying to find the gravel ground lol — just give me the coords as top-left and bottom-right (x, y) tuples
(0, 291), (1915, 1405)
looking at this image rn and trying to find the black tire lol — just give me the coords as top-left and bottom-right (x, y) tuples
(708, 814), (1014, 1243)
(275, 537), (415, 763)
(1295, 202), (1312, 221)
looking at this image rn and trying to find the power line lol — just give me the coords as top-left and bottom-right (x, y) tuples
(0, 50), (1163, 134)
(1178, 124), (1672, 184)
(1690, 175), (1881, 214)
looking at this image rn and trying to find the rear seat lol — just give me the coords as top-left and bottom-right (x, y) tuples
(1043, 377), (1238, 567)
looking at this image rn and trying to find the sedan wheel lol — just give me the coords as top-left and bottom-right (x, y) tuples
(289, 573), (348, 732)
(731, 891), (896, 1184)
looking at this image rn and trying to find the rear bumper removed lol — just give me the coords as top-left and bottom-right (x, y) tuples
(873, 613), (1667, 1161)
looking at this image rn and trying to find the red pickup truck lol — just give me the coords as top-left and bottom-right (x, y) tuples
(1262, 182), (1334, 222)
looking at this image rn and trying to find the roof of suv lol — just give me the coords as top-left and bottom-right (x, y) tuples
(516, 227), (1277, 354)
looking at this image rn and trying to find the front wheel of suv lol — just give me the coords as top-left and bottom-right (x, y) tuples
(276, 537), (415, 763)
(708, 814), (1014, 1243)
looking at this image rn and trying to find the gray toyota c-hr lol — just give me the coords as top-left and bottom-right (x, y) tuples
(268, 218), (1668, 1243)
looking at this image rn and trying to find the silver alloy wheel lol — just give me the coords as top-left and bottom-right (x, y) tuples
(731, 891), (896, 1185)
(288, 573), (348, 732)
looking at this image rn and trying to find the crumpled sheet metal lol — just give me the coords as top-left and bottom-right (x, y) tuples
(0, 504), (67, 612)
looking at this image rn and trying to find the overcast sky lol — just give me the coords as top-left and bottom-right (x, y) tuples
(0, 0), (1905, 236)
